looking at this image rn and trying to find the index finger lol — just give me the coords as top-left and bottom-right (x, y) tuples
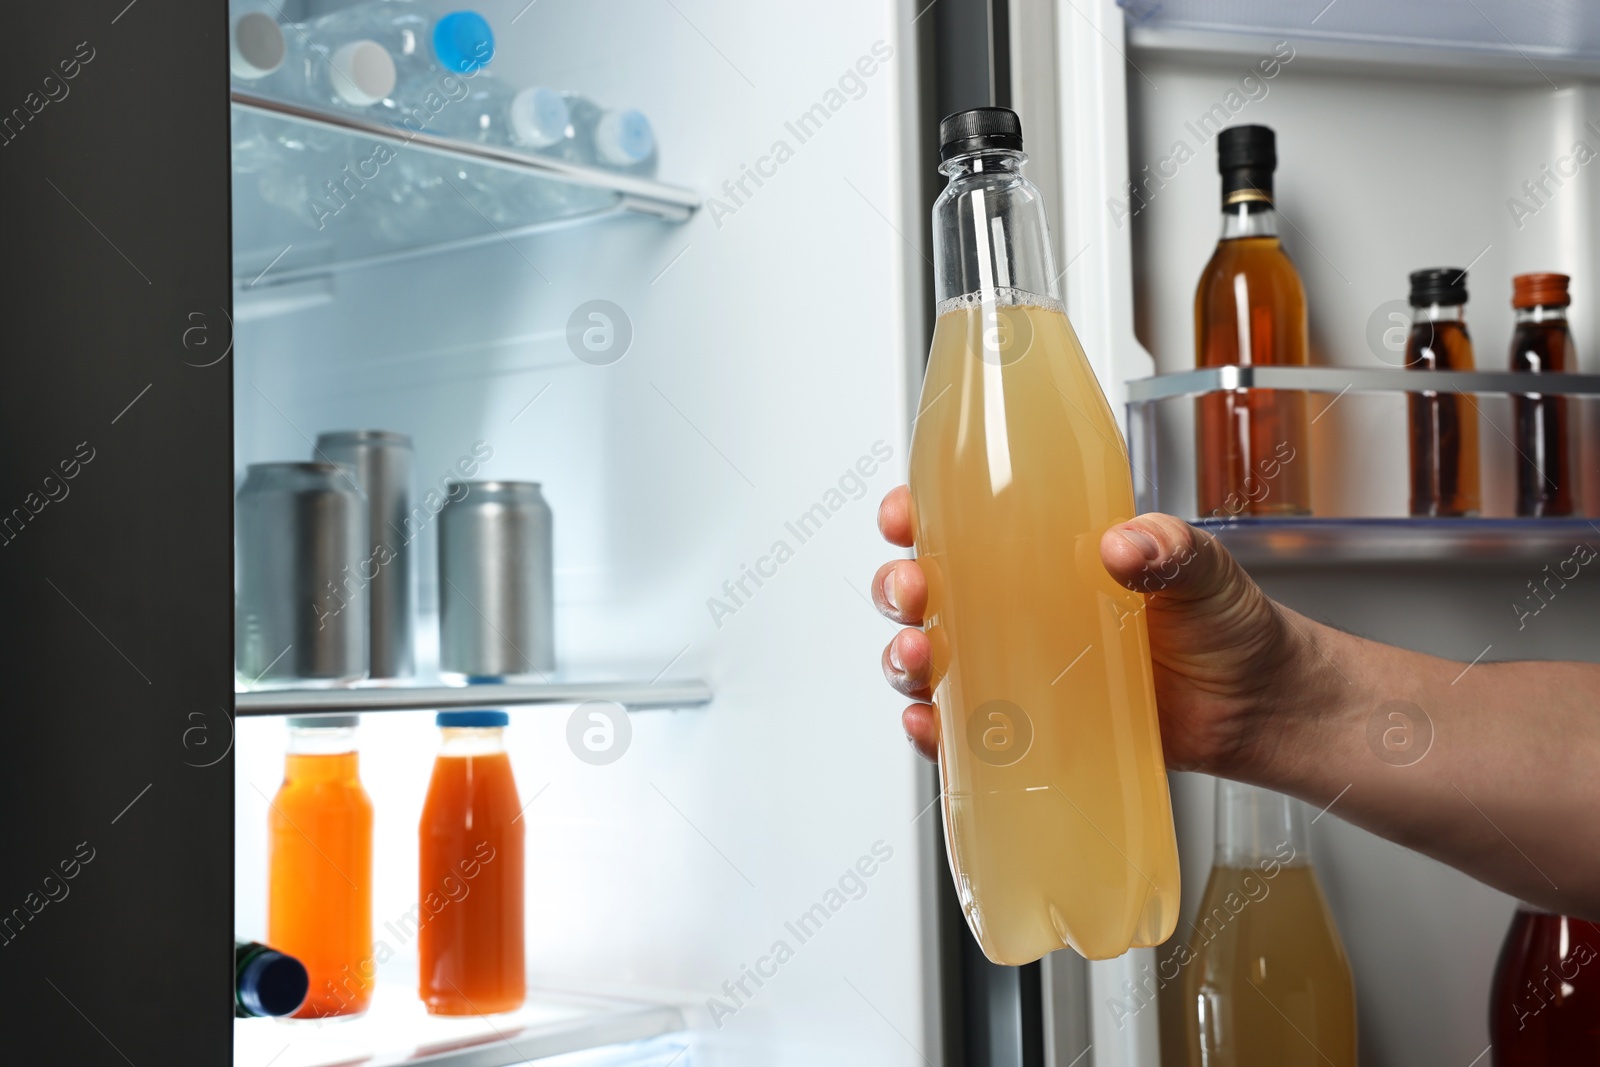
(878, 485), (914, 548)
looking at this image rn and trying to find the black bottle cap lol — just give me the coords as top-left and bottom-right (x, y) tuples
(238, 948), (308, 1018)
(939, 107), (1023, 161)
(1410, 268), (1469, 307)
(1218, 125), (1276, 205)
(1218, 125), (1276, 172)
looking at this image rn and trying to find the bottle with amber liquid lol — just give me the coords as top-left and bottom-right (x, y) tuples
(1183, 781), (1357, 1066)
(1406, 268), (1482, 517)
(268, 716), (374, 1018)
(1509, 272), (1580, 517)
(1194, 124), (1312, 519)
(1490, 904), (1600, 1063)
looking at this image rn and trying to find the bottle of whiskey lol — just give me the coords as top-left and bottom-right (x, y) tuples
(1406, 268), (1482, 517)
(1509, 272), (1580, 517)
(1194, 124), (1312, 520)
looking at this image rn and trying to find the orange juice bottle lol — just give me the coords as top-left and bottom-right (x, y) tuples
(267, 715), (374, 1017)
(908, 108), (1180, 964)
(419, 710), (525, 1015)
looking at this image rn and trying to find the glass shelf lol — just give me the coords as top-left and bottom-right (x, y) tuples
(1204, 516), (1600, 569)
(1124, 365), (1600, 404)
(237, 678), (713, 717)
(233, 986), (687, 1067)
(1124, 365), (1600, 518)
(231, 92), (699, 285)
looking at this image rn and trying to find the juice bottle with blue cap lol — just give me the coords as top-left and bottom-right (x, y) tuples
(419, 710), (525, 1015)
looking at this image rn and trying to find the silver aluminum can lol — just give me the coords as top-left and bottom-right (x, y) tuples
(438, 481), (554, 680)
(236, 462), (369, 688)
(315, 430), (414, 679)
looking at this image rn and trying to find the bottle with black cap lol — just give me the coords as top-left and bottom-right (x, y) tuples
(234, 939), (309, 1018)
(907, 108), (1181, 966)
(1405, 267), (1482, 517)
(1194, 124), (1312, 519)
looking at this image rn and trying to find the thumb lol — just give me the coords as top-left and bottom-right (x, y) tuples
(1099, 513), (1290, 698)
(1099, 514), (1259, 613)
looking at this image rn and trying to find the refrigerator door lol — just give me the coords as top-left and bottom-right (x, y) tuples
(0, 2), (235, 1064)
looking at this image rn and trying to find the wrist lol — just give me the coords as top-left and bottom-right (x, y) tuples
(1230, 609), (1367, 792)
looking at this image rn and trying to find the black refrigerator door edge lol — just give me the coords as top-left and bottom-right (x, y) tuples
(0, 2), (234, 1064)
(921, 0), (1058, 1063)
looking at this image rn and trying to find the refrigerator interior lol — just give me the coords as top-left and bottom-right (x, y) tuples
(1103, 2), (1600, 1064)
(231, 2), (938, 1065)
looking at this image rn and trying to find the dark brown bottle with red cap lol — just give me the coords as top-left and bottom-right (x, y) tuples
(1509, 272), (1580, 517)
(1194, 125), (1311, 520)
(1406, 268), (1481, 517)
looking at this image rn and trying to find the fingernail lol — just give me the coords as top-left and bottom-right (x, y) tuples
(889, 640), (905, 673)
(1120, 527), (1162, 560)
(883, 568), (901, 611)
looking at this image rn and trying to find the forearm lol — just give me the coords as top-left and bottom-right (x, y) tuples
(1241, 610), (1600, 918)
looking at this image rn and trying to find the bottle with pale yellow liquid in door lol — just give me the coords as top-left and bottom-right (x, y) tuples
(908, 108), (1180, 965)
(1184, 781), (1357, 1065)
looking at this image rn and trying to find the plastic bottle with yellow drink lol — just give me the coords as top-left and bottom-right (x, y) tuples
(907, 108), (1180, 964)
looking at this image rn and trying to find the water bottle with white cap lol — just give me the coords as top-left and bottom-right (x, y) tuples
(309, 2), (495, 124)
(407, 73), (574, 225)
(562, 93), (657, 177)
(228, 5), (360, 230)
(229, 7), (289, 174)
(230, 7), (287, 84)
(427, 72), (570, 155)
(289, 34), (399, 112)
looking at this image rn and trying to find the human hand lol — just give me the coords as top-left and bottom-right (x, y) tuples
(871, 485), (1325, 776)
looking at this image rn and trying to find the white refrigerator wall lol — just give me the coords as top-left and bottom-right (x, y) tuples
(233, 2), (939, 1064)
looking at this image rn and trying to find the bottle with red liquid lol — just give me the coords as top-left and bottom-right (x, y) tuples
(1490, 904), (1600, 1063)
(1509, 272), (1580, 517)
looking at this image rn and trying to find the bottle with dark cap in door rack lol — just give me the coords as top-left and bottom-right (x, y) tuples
(1185, 126), (1588, 521)
(1193, 124), (1313, 521)
(1509, 272), (1581, 518)
(1405, 267), (1483, 518)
